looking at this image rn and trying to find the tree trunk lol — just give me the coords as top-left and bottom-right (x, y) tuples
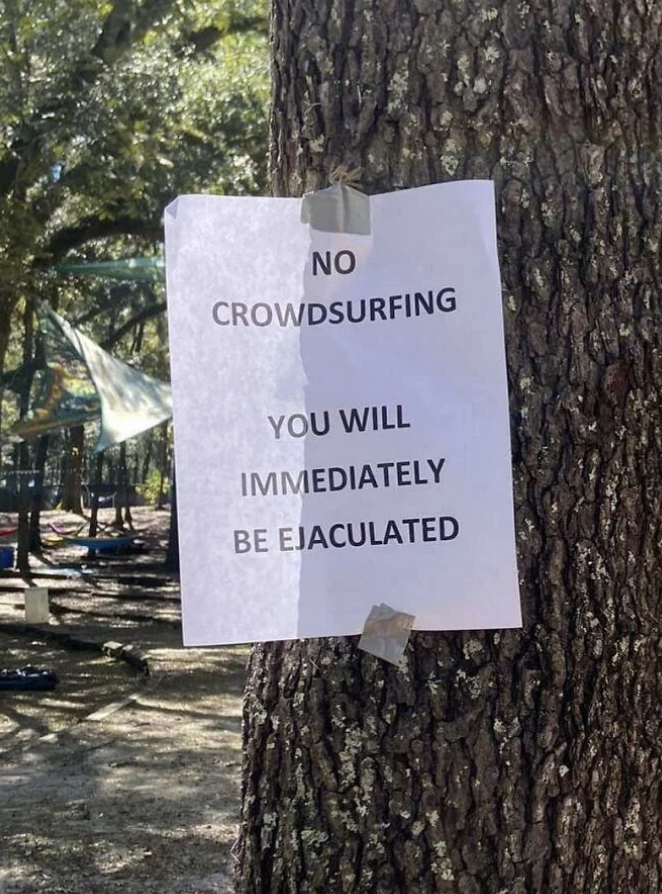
(114, 441), (132, 528)
(28, 435), (49, 552)
(141, 428), (155, 485)
(15, 442), (31, 573)
(0, 297), (17, 442)
(156, 421), (169, 510)
(237, 2), (662, 893)
(15, 299), (34, 573)
(87, 451), (104, 559)
(164, 467), (179, 571)
(61, 425), (84, 513)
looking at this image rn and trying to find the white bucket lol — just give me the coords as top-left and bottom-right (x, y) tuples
(25, 588), (50, 624)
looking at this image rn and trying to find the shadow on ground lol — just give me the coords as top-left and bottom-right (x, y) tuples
(0, 508), (248, 894)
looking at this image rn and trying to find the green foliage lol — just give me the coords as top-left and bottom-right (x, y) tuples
(136, 468), (170, 505)
(0, 0), (269, 458)
(0, 0), (269, 354)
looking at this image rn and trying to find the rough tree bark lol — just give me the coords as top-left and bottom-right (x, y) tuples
(28, 435), (49, 553)
(0, 298), (16, 440)
(60, 426), (85, 514)
(164, 468), (179, 572)
(15, 299), (34, 571)
(237, 2), (662, 892)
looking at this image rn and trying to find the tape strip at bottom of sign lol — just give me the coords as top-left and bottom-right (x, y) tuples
(300, 183), (371, 235)
(358, 603), (415, 665)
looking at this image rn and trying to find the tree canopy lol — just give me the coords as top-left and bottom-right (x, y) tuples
(0, 0), (269, 398)
(0, 0), (269, 559)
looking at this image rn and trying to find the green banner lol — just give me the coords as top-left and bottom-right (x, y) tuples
(13, 305), (172, 451)
(54, 257), (165, 283)
(12, 309), (101, 438)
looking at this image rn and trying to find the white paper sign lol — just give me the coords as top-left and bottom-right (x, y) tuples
(165, 181), (521, 646)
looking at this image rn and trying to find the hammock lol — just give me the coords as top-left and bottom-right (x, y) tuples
(42, 523), (85, 547)
(62, 534), (138, 551)
(48, 523), (140, 551)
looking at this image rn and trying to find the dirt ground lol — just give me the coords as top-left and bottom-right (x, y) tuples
(0, 507), (247, 894)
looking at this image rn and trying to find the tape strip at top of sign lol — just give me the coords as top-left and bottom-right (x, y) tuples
(301, 182), (371, 235)
(164, 179), (522, 648)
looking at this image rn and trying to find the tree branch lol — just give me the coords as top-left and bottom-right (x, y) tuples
(185, 15), (268, 54)
(93, 0), (179, 64)
(101, 302), (166, 349)
(0, 0), (179, 201)
(35, 217), (162, 267)
(74, 286), (155, 328)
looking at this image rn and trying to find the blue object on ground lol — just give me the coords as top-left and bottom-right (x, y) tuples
(0, 546), (14, 569)
(0, 666), (59, 691)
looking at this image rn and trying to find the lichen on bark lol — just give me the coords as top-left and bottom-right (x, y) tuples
(237, 2), (662, 892)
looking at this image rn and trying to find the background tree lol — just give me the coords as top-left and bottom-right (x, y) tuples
(0, 0), (269, 567)
(0, 0), (268, 429)
(237, 2), (662, 892)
